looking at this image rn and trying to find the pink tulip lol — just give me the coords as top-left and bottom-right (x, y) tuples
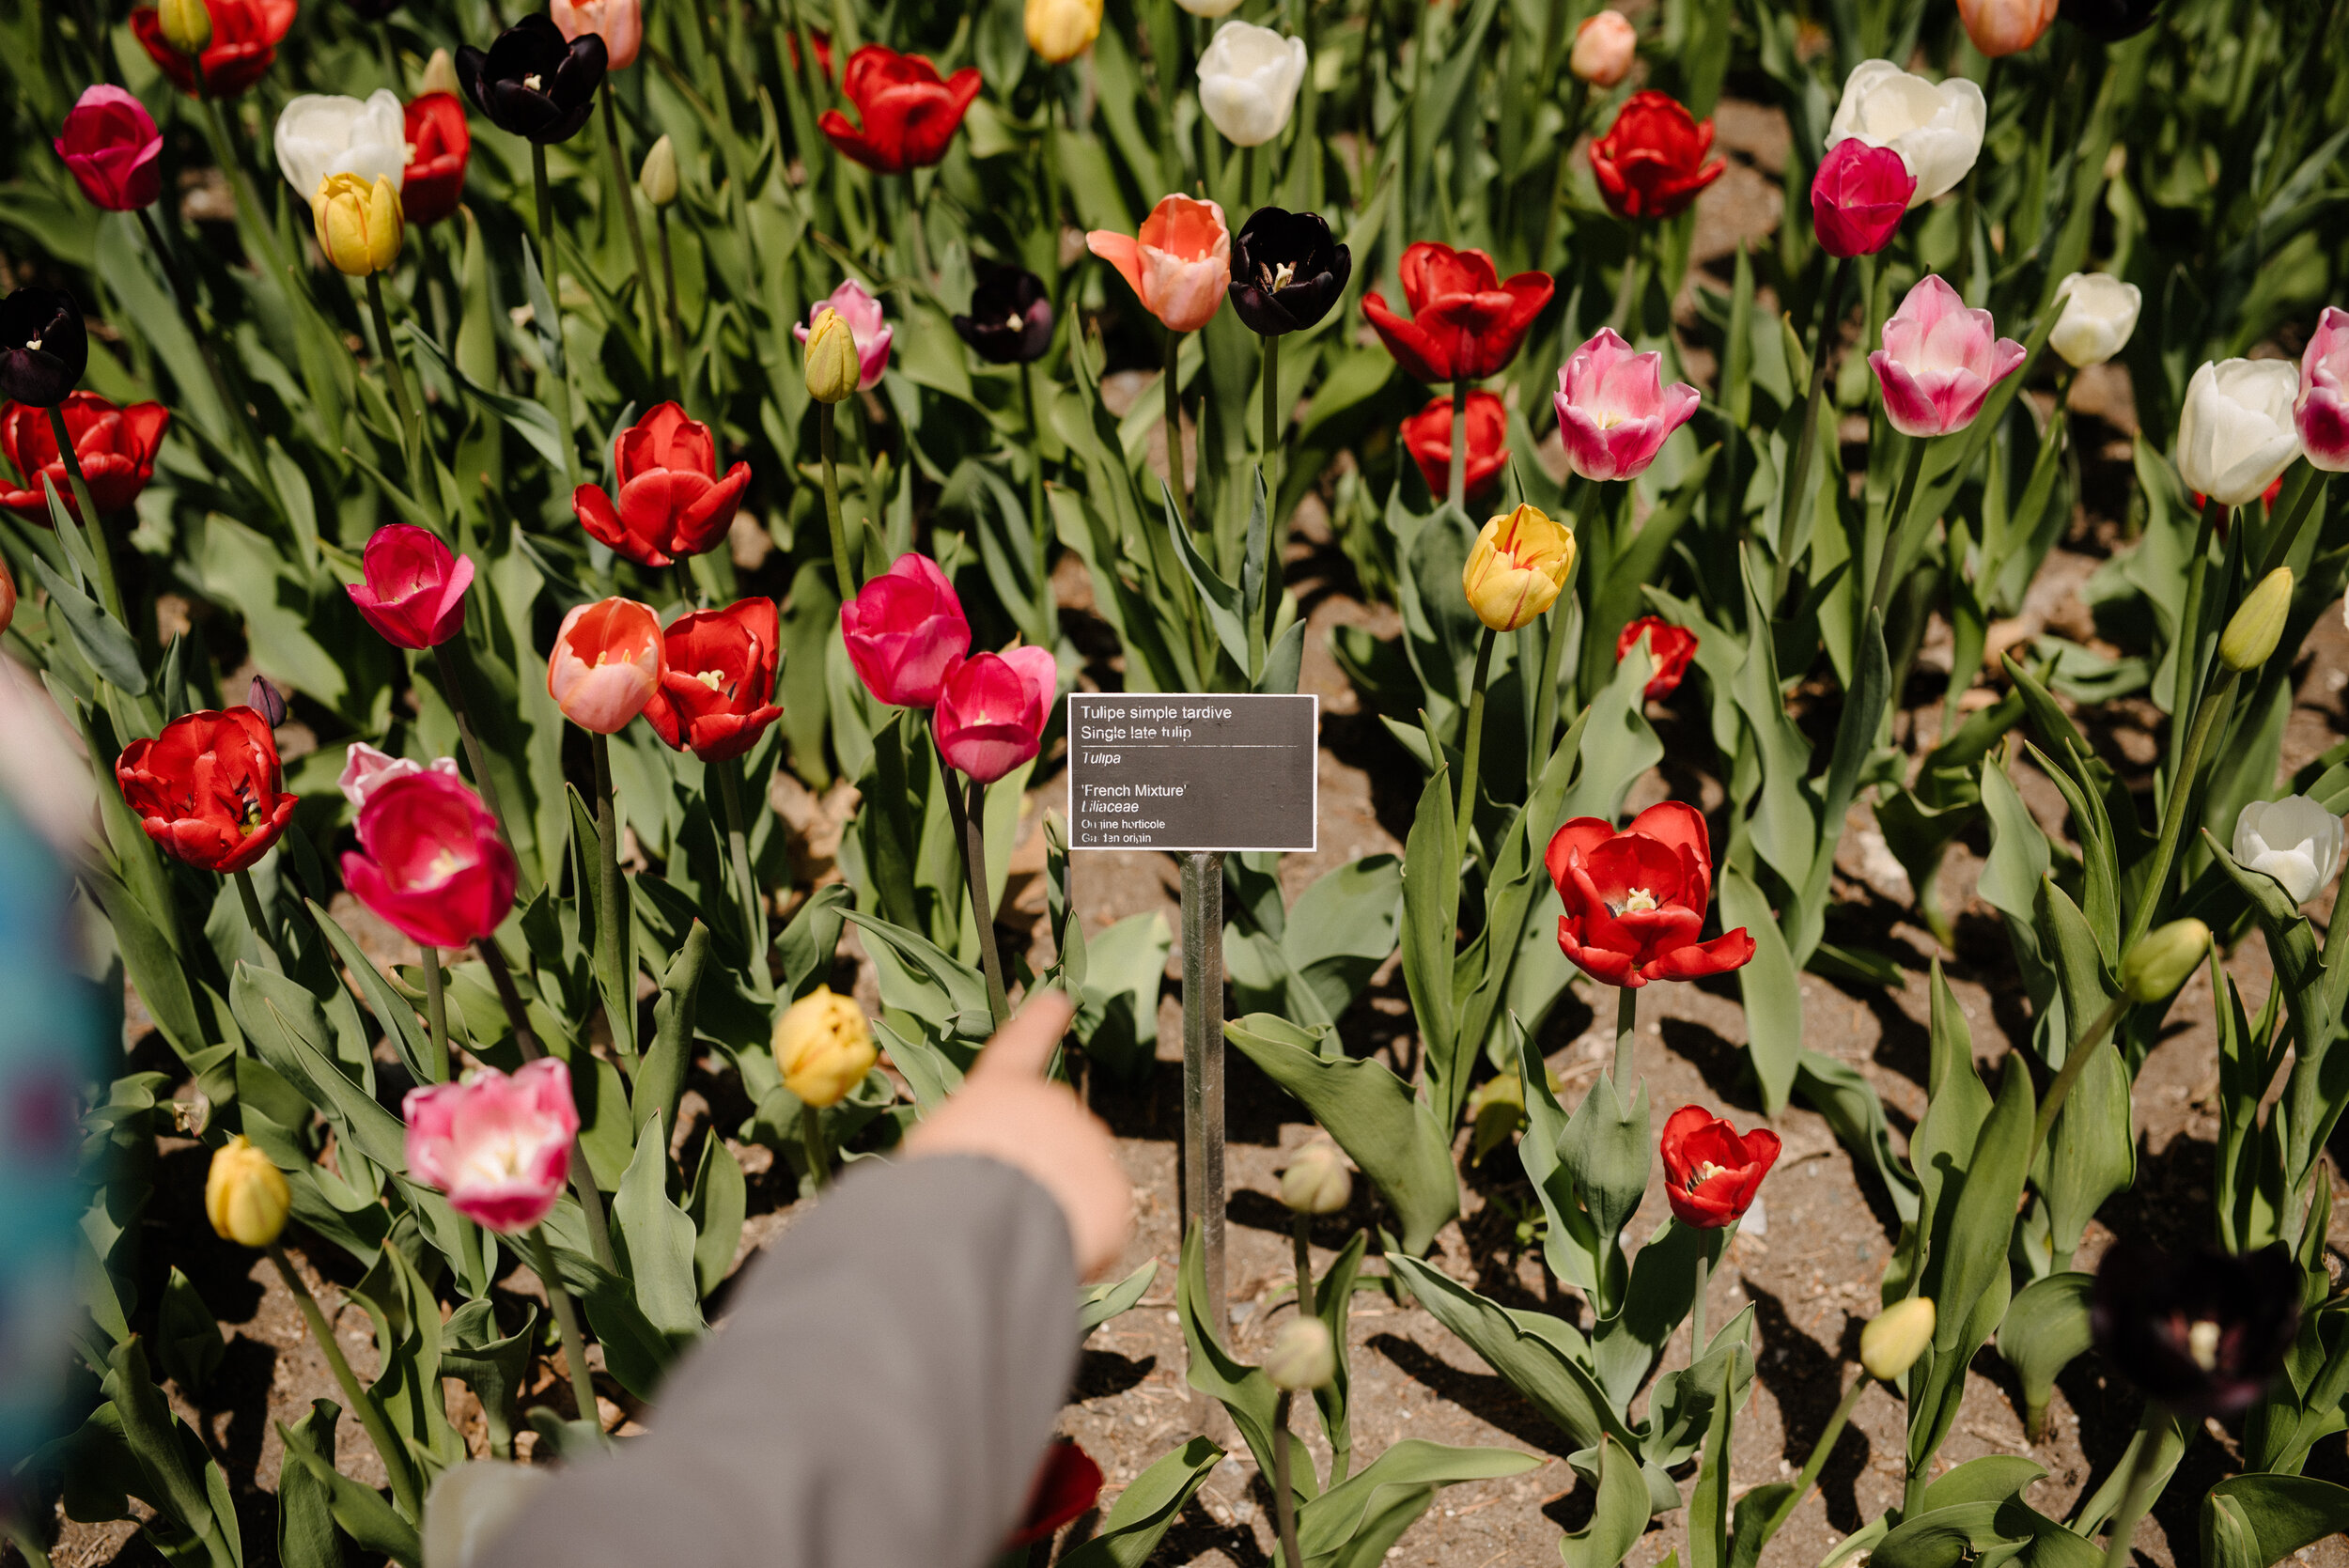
(54, 85), (163, 212)
(792, 280), (892, 393)
(1552, 329), (1702, 483)
(1086, 195), (1232, 334)
(338, 740), (459, 809)
(402, 1058), (576, 1234)
(551, 0), (641, 69)
(1868, 275), (2026, 439)
(841, 552), (972, 708)
(935, 645), (1055, 784)
(547, 598), (664, 733)
(341, 771), (517, 949)
(1811, 142), (1915, 259)
(347, 524), (474, 650)
(2299, 306), (2349, 474)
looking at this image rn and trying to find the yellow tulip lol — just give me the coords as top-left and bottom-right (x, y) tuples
(1024, 0), (1102, 64)
(1462, 504), (1576, 631)
(802, 307), (860, 405)
(205, 1135), (290, 1249)
(1860, 1296), (1936, 1381)
(314, 173), (403, 277)
(774, 986), (877, 1109)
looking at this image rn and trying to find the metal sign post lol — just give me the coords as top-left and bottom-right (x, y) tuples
(1180, 849), (1225, 1338)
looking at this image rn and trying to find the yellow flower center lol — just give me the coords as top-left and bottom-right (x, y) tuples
(427, 849), (464, 880)
(24, 337), (41, 352)
(1688, 1160), (1729, 1193)
(2187, 1319), (2222, 1372)
(522, 72), (544, 91)
(693, 669), (724, 691)
(1623, 887), (1658, 914)
(1271, 261), (1296, 291)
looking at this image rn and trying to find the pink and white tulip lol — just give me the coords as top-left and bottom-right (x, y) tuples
(793, 281), (892, 393)
(342, 771), (518, 951)
(338, 741), (459, 809)
(2298, 306), (2349, 474)
(1868, 275), (2026, 439)
(403, 1059), (577, 1234)
(1552, 329), (1701, 483)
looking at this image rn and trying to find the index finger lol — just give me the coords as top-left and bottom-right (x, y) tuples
(966, 988), (1075, 1083)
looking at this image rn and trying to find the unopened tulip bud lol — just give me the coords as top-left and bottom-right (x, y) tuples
(247, 675), (288, 727)
(2218, 568), (2293, 674)
(774, 986), (876, 1109)
(639, 134), (678, 208)
(1280, 1140), (1352, 1216)
(1569, 10), (1638, 87)
(157, 0), (212, 56)
(2122, 919), (2211, 1004)
(1266, 1316), (1336, 1391)
(1860, 1296), (1935, 1381)
(419, 47), (460, 98)
(205, 1135), (290, 1248)
(314, 173), (403, 276)
(802, 307), (859, 404)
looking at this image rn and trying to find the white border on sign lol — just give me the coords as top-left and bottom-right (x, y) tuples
(1061, 691), (1320, 854)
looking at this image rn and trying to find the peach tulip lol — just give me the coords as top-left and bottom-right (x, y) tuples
(547, 597), (664, 733)
(1086, 195), (1231, 334)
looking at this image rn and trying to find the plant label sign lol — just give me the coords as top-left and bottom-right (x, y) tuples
(1065, 693), (1318, 852)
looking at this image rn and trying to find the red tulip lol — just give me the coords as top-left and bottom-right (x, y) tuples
(935, 645), (1056, 784)
(116, 707), (298, 874)
(1658, 1106), (1780, 1229)
(401, 93), (471, 226)
(818, 44), (982, 175)
(54, 85), (163, 211)
(131, 0), (298, 99)
(1400, 391), (1506, 502)
(346, 524), (474, 650)
(644, 598), (784, 762)
(1589, 90), (1724, 222)
(340, 771), (517, 949)
(841, 552), (971, 708)
(1545, 800), (1753, 987)
(572, 402), (751, 568)
(1614, 615), (1697, 701)
(786, 26), (834, 79)
(1362, 242), (1553, 385)
(1005, 1441), (1105, 1549)
(1810, 141), (1914, 259)
(0, 392), (168, 520)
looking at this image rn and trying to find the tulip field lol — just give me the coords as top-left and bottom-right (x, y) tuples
(8, 0), (2349, 1560)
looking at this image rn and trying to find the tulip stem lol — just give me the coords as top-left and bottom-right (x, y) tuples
(530, 142), (582, 493)
(421, 944), (450, 1082)
(133, 205), (271, 500)
(655, 207), (685, 406)
(1689, 1245), (1709, 1364)
(233, 870), (284, 973)
(363, 272), (425, 490)
(1262, 331), (1282, 519)
(1527, 513), (1582, 791)
(589, 732), (634, 1066)
(1865, 433), (1931, 627)
(1446, 380), (1468, 511)
(2099, 1409), (2170, 1568)
(524, 1227), (605, 1437)
(1454, 627), (1497, 848)
(714, 757), (770, 990)
(44, 404), (127, 629)
(818, 403), (855, 601)
(2029, 990), (2131, 1168)
(1612, 985), (1637, 1087)
(2167, 499), (2226, 777)
(1761, 1371), (1868, 1545)
(375, 21), (401, 92)
(429, 643), (518, 869)
(1539, 81), (1589, 270)
(2257, 473), (2330, 582)
(475, 938), (619, 1272)
(950, 764), (1012, 1031)
(1609, 227), (1643, 337)
(599, 85), (659, 386)
(267, 1243), (424, 1519)
(1775, 254), (1852, 604)
(1292, 1209), (1315, 1320)
(799, 1101), (831, 1189)
(2122, 669), (2239, 960)
(1271, 1389), (1304, 1568)
(1163, 326), (1190, 527)
(1022, 361), (1049, 561)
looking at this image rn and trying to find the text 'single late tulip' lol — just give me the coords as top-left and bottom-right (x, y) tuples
(2059, 0), (2163, 39)
(1362, 242), (1553, 385)
(0, 392), (168, 520)
(1227, 207), (1351, 336)
(1570, 10), (1638, 86)
(132, 0), (297, 98)
(1810, 140), (1915, 258)
(841, 552), (972, 707)
(1589, 90), (1724, 221)
(403, 1060), (579, 1234)
(571, 402), (752, 568)
(458, 15), (607, 144)
(341, 771), (518, 949)
(548, 598), (665, 733)
(792, 281), (892, 392)
(2176, 358), (2303, 508)
(115, 707), (298, 875)
(2049, 272), (2142, 369)
(936, 645), (1057, 784)
(952, 262), (1056, 364)
(2091, 1241), (2298, 1421)
(2231, 795), (2344, 907)
(1957, 0), (2060, 56)
(0, 289), (88, 410)
(1196, 22), (1308, 148)
(1024, 0), (1100, 64)
(1869, 274), (2027, 439)
(819, 44), (982, 174)
(338, 740), (459, 809)
(347, 523), (474, 649)
(774, 986), (876, 1109)
(1616, 616), (1698, 701)
(1461, 505), (1577, 632)
(1401, 391), (1506, 503)
(551, 0), (640, 70)
(1828, 60), (1986, 209)
(1554, 327), (1703, 481)
(2297, 306), (2349, 473)
(644, 598), (785, 763)
(400, 94), (472, 226)
(1547, 800), (1754, 986)
(1088, 195), (1233, 334)
(1658, 1106), (1781, 1229)
(273, 89), (407, 204)
(313, 173), (403, 276)
(54, 86), (163, 212)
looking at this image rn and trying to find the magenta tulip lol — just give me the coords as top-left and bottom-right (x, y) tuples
(935, 645), (1055, 784)
(2299, 306), (2349, 474)
(1811, 142), (1914, 259)
(402, 1058), (576, 1234)
(1869, 275), (2027, 439)
(841, 552), (971, 708)
(340, 771), (517, 950)
(1552, 329), (1701, 483)
(347, 525), (474, 650)
(54, 85), (163, 211)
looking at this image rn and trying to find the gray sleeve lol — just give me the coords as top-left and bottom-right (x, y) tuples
(486, 1154), (1080, 1568)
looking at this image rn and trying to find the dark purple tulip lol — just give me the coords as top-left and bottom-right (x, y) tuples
(457, 15), (606, 144)
(951, 262), (1055, 365)
(0, 289), (88, 409)
(2091, 1241), (2300, 1421)
(1227, 207), (1350, 337)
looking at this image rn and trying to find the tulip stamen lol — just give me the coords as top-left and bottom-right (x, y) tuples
(1005, 313), (1026, 333)
(522, 72), (544, 91)
(2188, 1318), (2222, 1372)
(692, 669), (724, 691)
(1688, 1160), (1728, 1193)
(1269, 261), (1296, 292)
(23, 337), (39, 352)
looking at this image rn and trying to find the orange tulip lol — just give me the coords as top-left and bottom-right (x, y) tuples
(1086, 195), (1231, 334)
(547, 597), (664, 733)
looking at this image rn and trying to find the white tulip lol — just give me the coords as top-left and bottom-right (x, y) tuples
(1197, 23), (1308, 148)
(2232, 796), (2345, 907)
(1826, 60), (1986, 209)
(274, 90), (408, 208)
(1174, 0), (1243, 15)
(2049, 273), (2142, 370)
(2176, 359), (2303, 508)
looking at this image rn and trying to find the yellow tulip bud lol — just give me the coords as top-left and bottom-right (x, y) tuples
(1265, 1316), (1336, 1391)
(418, 47), (460, 99)
(639, 134), (679, 209)
(2217, 567), (2293, 674)
(802, 307), (860, 405)
(314, 173), (404, 277)
(157, 0), (212, 57)
(205, 1135), (290, 1249)
(1462, 504), (1577, 631)
(774, 986), (876, 1109)
(2122, 918), (2211, 1004)
(1860, 1296), (1936, 1381)
(1280, 1139), (1352, 1217)
(1024, 0), (1103, 64)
